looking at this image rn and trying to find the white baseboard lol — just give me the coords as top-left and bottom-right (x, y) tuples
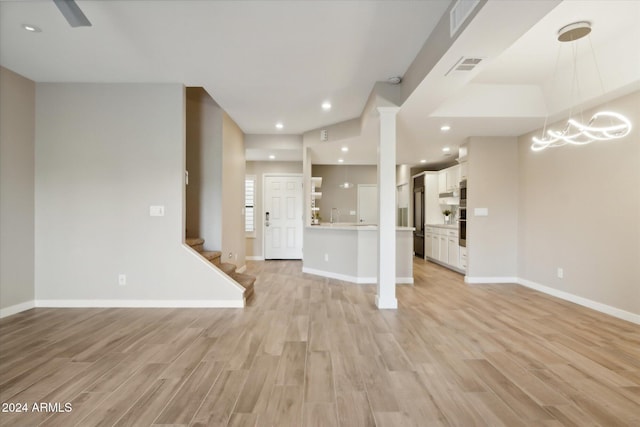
(302, 267), (413, 285)
(464, 276), (519, 284)
(35, 299), (245, 308)
(246, 256), (265, 261)
(0, 300), (36, 318)
(517, 278), (640, 325)
(464, 275), (639, 325)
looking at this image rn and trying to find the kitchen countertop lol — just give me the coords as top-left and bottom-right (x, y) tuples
(426, 223), (458, 229)
(307, 223), (414, 231)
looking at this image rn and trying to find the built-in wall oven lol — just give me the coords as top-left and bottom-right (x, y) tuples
(459, 180), (467, 247)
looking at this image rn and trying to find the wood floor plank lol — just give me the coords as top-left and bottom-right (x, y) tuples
(0, 258), (638, 427)
(465, 359), (555, 421)
(302, 402), (338, 427)
(304, 351), (334, 403)
(154, 361), (225, 425)
(275, 341), (307, 386)
(113, 377), (183, 427)
(77, 363), (167, 427)
(257, 384), (303, 427)
(190, 369), (249, 427)
(233, 355), (280, 413)
(335, 391), (376, 427)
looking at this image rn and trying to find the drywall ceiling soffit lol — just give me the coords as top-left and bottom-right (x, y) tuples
(395, 0), (640, 166)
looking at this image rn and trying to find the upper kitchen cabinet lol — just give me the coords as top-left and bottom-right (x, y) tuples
(438, 165), (461, 193)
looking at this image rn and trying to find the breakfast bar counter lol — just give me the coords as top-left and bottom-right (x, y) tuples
(302, 223), (414, 284)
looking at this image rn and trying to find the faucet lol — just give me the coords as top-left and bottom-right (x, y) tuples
(330, 208), (340, 224)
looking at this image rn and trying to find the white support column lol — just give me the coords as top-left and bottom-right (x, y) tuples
(376, 106), (400, 309)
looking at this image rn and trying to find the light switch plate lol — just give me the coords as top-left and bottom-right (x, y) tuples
(150, 205), (165, 217)
(474, 207), (489, 216)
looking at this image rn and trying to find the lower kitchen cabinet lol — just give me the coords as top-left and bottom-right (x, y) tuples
(425, 225), (465, 273)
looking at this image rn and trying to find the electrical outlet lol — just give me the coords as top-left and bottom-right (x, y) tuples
(324, 253), (329, 262)
(228, 252), (233, 259)
(557, 268), (564, 279)
(118, 274), (126, 286)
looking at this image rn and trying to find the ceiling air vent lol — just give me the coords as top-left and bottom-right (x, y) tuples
(445, 56), (484, 76)
(450, 0), (480, 37)
(320, 129), (328, 142)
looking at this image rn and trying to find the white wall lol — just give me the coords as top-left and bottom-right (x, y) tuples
(0, 67), (35, 316)
(245, 161), (303, 259)
(221, 112), (246, 268)
(185, 88), (223, 249)
(466, 136), (519, 280)
(517, 90), (640, 316)
(34, 83), (243, 305)
(311, 164), (377, 223)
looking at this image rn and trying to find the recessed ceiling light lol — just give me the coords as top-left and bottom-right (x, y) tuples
(341, 146), (349, 152)
(322, 101), (332, 111)
(420, 159), (427, 163)
(338, 158), (344, 163)
(440, 125), (451, 132)
(22, 24), (41, 32)
(442, 147), (451, 153)
(269, 154), (276, 160)
(275, 122), (284, 129)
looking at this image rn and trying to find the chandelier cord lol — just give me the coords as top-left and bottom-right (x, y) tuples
(540, 42), (564, 139)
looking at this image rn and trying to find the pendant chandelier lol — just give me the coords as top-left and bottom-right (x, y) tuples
(531, 21), (631, 152)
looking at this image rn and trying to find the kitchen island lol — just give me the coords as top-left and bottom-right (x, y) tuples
(302, 223), (414, 284)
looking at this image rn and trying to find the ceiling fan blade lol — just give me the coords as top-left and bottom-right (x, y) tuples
(53, 0), (92, 27)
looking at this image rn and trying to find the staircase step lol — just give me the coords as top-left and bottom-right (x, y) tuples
(219, 262), (236, 275)
(186, 237), (205, 252)
(231, 272), (256, 301)
(201, 251), (222, 263)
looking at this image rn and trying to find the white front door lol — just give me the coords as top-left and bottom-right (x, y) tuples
(357, 184), (378, 224)
(264, 175), (303, 259)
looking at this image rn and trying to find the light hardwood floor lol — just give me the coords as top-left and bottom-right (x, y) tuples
(1, 259), (639, 426)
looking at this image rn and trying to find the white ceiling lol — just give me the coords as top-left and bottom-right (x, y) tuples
(1, 0), (639, 167)
(0, 0), (449, 135)
(310, 0), (640, 166)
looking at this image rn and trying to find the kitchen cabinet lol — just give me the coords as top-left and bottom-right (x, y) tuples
(425, 227), (434, 259)
(439, 234), (448, 263)
(448, 235), (459, 268)
(438, 165), (461, 193)
(459, 246), (467, 270)
(425, 225), (464, 273)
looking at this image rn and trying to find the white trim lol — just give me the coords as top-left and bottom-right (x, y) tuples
(236, 265), (247, 274)
(375, 295), (398, 309)
(35, 299), (245, 308)
(246, 256), (265, 261)
(517, 278), (640, 325)
(302, 267), (412, 285)
(0, 300), (36, 318)
(464, 276), (519, 284)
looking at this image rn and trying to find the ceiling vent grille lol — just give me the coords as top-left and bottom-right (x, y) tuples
(450, 0), (480, 37)
(445, 57), (483, 76)
(320, 129), (328, 142)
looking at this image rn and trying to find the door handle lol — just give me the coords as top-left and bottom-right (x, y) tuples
(265, 211), (270, 227)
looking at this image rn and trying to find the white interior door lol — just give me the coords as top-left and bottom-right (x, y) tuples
(264, 175), (303, 259)
(357, 184), (378, 224)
